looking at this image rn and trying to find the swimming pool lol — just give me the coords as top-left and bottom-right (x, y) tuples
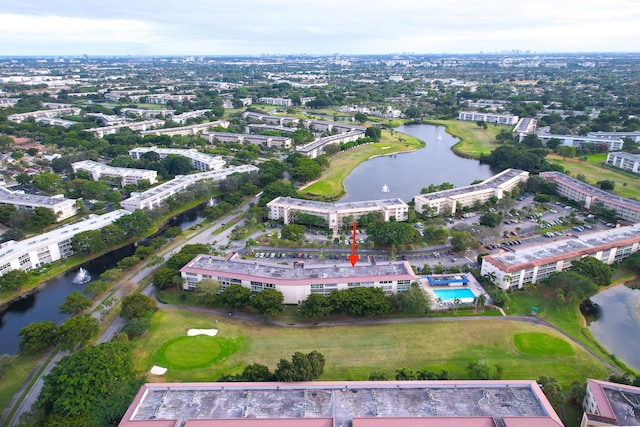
(432, 288), (475, 301)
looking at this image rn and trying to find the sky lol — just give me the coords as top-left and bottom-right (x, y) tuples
(1, 0), (639, 56)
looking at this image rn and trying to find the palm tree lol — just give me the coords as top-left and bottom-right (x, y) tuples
(452, 297), (461, 313)
(477, 294), (487, 313)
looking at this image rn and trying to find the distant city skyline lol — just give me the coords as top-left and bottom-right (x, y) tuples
(1, 0), (640, 56)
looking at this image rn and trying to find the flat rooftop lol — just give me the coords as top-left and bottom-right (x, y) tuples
(487, 223), (640, 269)
(0, 187), (74, 207)
(120, 381), (562, 427)
(269, 196), (407, 211)
(601, 383), (640, 425)
(608, 151), (640, 162)
(183, 256), (414, 282)
(542, 172), (640, 209)
(415, 169), (526, 201)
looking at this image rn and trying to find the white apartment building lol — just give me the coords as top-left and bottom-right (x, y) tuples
(35, 117), (79, 128)
(181, 255), (416, 303)
(296, 130), (366, 158)
(541, 171), (640, 222)
(128, 147), (226, 172)
(0, 187), (77, 221)
(205, 132), (292, 149)
(413, 169), (529, 216)
(535, 133), (624, 151)
(304, 119), (366, 134)
(512, 117), (537, 137)
(0, 98), (20, 108)
(241, 111), (299, 126)
(481, 223), (640, 289)
(267, 196), (408, 236)
(120, 165), (258, 211)
(171, 109), (211, 125)
(8, 107), (82, 123)
(606, 151), (640, 174)
(0, 210), (130, 276)
(119, 108), (175, 119)
(71, 160), (158, 187)
(257, 97), (293, 106)
(581, 379), (640, 426)
(146, 94), (196, 104)
(87, 119), (166, 138)
(458, 111), (519, 125)
(587, 130), (640, 143)
(139, 120), (229, 137)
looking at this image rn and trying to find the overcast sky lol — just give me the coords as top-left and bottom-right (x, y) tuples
(1, 0), (639, 56)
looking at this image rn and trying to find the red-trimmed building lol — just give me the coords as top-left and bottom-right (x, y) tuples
(118, 380), (565, 427)
(582, 378), (640, 426)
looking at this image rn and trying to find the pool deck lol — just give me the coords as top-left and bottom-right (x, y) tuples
(419, 274), (488, 310)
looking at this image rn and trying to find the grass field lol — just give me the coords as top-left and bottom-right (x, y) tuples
(131, 307), (609, 388)
(0, 352), (45, 418)
(547, 153), (640, 200)
(427, 119), (507, 159)
(299, 129), (424, 200)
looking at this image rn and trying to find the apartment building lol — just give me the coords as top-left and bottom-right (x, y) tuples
(512, 117), (537, 137)
(480, 223), (640, 289)
(128, 147), (225, 172)
(581, 379), (640, 426)
(541, 172), (640, 222)
(71, 160), (158, 187)
(146, 94), (196, 104)
(267, 196), (408, 236)
(241, 111), (300, 126)
(0, 210), (130, 277)
(458, 111), (520, 125)
(87, 119), (165, 138)
(181, 255), (416, 302)
(7, 107), (81, 123)
(296, 130), (366, 158)
(535, 133), (624, 151)
(588, 130), (640, 143)
(257, 97), (293, 106)
(205, 131), (292, 149)
(119, 108), (175, 119)
(118, 380), (564, 427)
(139, 120), (229, 137)
(606, 151), (640, 174)
(120, 165), (258, 211)
(413, 169), (529, 216)
(0, 187), (77, 221)
(171, 109), (211, 125)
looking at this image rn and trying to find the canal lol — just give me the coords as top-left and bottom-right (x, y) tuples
(0, 201), (211, 356)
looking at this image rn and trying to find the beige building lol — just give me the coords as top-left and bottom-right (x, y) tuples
(71, 160), (158, 187)
(267, 196), (408, 236)
(0, 187), (77, 221)
(414, 169), (529, 216)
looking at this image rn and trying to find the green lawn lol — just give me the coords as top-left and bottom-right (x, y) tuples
(427, 119), (507, 159)
(547, 153), (640, 200)
(0, 351), (46, 417)
(300, 129), (424, 200)
(131, 307), (609, 388)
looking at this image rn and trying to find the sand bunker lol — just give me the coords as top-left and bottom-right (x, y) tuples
(187, 329), (218, 337)
(150, 365), (167, 375)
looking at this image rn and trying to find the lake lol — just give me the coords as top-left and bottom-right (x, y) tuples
(588, 284), (640, 372)
(339, 124), (497, 202)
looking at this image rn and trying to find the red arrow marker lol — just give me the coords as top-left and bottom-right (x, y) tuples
(348, 221), (359, 267)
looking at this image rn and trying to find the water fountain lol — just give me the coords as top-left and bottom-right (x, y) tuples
(73, 267), (91, 285)
(381, 184), (390, 193)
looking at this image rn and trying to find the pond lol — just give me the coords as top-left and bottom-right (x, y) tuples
(339, 124), (498, 202)
(588, 284), (640, 372)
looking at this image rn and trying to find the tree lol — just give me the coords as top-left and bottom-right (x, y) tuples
(366, 221), (416, 247)
(394, 282), (430, 315)
(365, 126), (382, 141)
(56, 315), (99, 351)
(27, 207), (57, 229)
(596, 179), (616, 191)
(219, 283), (252, 308)
(59, 291), (92, 315)
(117, 255), (141, 270)
(72, 229), (107, 254)
(354, 112), (368, 123)
(467, 360), (502, 379)
(258, 182), (298, 206)
(623, 252), (640, 273)
(120, 293), (157, 320)
(87, 377), (146, 427)
(542, 271), (598, 300)
(121, 317), (152, 337)
(556, 145), (576, 159)
(369, 371), (387, 381)
(100, 224), (127, 247)
(478, 212), (502, 228)
(165, 226), (183, 239)
(0, 354), (13, 379)
(113, 210), (152, 237)
(239, 363), (274, 382)
(395, 367), (416, 380)
(329, 287), (392, 317)
(80, 180), (109, 199)
(18, 321), (58, 353)
(250, 288), (284, 317)
(538, 376), (565, 411)
(0, 204), (16, 225)
(195, 279), (221, 304)
(570, 256), (613, 287)
(153, 267), (180, 290)
(299, 293), (332, 319)
(33, 172), (62, 194)
(281, 223), (305, 241)
(450, 231), (477, 252)
(274, 351), (325, 382)
(0, 269), (29, 290)
(38, 341), (135, 417)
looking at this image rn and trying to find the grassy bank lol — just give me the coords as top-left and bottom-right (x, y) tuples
(427, 119), (506, 159)
(299, 130), (424, 200)
(547, 153), (640, 200)
(131, 307), (609, 388)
